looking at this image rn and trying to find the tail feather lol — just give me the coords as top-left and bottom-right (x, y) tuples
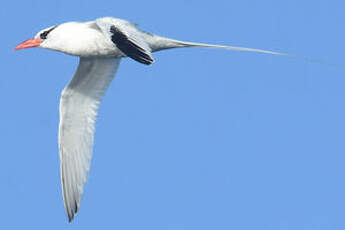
(168, 39), (287, 56)
(150, 36), (287, 56)
(150, 36), (344, 70)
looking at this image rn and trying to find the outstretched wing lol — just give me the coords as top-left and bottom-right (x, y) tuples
(96, 17), (154, 65)
(59, 57), (121, 222)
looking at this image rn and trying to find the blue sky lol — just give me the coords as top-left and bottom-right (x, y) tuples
(2, 0), (345, 229)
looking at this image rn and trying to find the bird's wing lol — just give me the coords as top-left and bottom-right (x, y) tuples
(59, 57), (121, 222)
(95, 17), (154, 65)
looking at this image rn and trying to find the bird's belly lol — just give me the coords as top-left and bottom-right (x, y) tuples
(74, 44), (123, 58)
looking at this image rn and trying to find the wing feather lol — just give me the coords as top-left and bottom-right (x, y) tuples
(59, 57), (121, 221)
(95, 17), (154, 65)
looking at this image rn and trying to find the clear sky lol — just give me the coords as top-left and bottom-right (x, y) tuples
(2, 0), (345, 229)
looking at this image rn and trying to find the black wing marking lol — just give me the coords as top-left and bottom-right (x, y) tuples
(110, 25), (154, 65)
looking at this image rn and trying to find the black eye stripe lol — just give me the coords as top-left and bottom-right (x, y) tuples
(40, 26), (57, 40)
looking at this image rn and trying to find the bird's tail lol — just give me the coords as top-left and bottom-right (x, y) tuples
(151, 36), (287, 56)
(150, 36), (343, 69)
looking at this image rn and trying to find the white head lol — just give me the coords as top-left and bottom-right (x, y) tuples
(15, 22), (115, 57)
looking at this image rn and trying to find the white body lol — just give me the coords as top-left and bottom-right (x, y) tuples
(18, 17), (287, 222)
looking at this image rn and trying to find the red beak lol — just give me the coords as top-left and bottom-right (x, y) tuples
(14, 38), (43, 50)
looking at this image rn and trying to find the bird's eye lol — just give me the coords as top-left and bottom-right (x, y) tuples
(40, 26), (57, 40)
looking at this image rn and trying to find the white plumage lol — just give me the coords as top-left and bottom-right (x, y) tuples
(15, 16), (287, 222)
(59, 57), (121, 220)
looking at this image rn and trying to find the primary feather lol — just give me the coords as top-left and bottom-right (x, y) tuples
(59, 57), (120, 221)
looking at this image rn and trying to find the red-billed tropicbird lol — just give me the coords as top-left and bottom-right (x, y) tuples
(15, 17), (288, 222)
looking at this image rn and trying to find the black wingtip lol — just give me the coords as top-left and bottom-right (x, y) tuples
(68, 214), (74, 223)
(110, 25), (154, 65)
(67, 201), (79, 223)
(136, 56), (154, 65)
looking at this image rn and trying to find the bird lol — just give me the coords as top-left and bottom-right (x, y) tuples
(15, 17), (288, 222)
